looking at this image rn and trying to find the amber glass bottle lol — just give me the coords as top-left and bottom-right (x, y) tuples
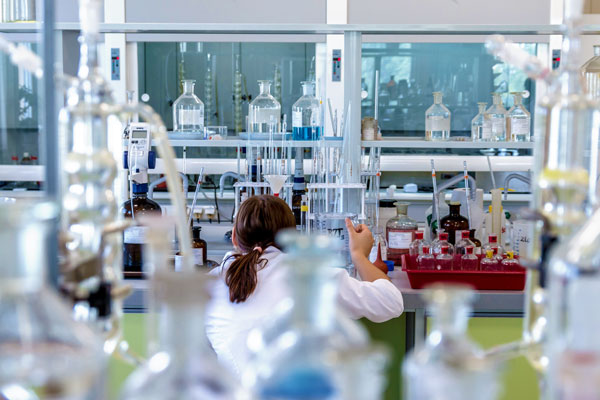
(122, 183), (162, 276)
(192, 226), (208, 266)
(440, 202), (469, 246)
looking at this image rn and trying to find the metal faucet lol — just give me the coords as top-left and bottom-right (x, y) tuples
(219, 171), (246, 197)
(502, 173), (531, 201)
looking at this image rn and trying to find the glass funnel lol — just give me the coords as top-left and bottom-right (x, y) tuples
(582, 45), (600, 100)
(172, 79), (204, 132)
(425, 92), (451, 141)
(507, 92), (531, 142)
(292, 81), (321, 140)
(242, 231), (388, 400)
(471, 102), (490, 141)
(403, 284), (500, 400)
(120, 219), (245, 400)
(0, 200), (105, 399)
(486, 93), (507, 142)
(248, 80), (281, 134)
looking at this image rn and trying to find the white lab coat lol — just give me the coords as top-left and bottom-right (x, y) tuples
(205, 246), (404, 376)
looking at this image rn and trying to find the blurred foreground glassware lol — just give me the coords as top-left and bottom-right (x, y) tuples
(582, 45), (600, 100)
(248, 80), (281, 134)
(243, 231), (388, 400)
(0, 200), (105, 399)
(120, 219), (246, 400)
(403, 284), (500, 400)
(172, 79), (204, 132)
(425, 92), (451, 141)
(315, 212), (358, 277)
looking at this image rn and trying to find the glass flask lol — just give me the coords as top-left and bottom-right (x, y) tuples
(507, 92), (531, 142)
(370, 229), (389, 274)
(243, 231), (389, 400)
(435, 246), (453, 270)
(403, 284), (499, 400)
(486, 93), (507, 141)
(172, 79), (204, 132)
(461, 246), (479, 271)
(432, 232), (455, 256)
(582, 45), (600, 99)
(471, 102), (491, 141)
(440, 202), (469, 246)
(248, 80), (281, 134)
(409, 231), (428, 256)
(0, 200), (105, 399)
(386, 202), (418, 264)
(292, 81), (322, 140)
(546, 208), (600, 399)
(120, 221), (245, 400)
(455, 230), (475, 255)
(417, 245), (435, 270)
(233, 55), (244, 133)
(425, 92), (451, 141)
(121, 183), (162, 277)
(482, 234), (504, 260)
(500, 251), (520, 271)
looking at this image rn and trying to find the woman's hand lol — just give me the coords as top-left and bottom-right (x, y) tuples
(345, 218), (374, 260)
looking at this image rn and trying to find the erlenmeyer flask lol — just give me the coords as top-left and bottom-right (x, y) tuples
(403, 284), (500, 400)
(0, 200), (105, 399)
(242, 231), (388, 400)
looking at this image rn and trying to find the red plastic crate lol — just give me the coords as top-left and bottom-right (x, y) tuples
(401, 254), (526, 291)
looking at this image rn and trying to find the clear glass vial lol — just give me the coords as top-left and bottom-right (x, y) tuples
(471, 102), (491, 141)
(507, 92), (531, 142)
(172, 79), (204, 132)
(582, 45), (600, 100)
(292, 81), (321, 140)
(486, 93), (507, 141)
(425, 92), (451, 141)
(248, 80), (281, 134)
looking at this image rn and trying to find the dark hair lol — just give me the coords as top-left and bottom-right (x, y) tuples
(225, 195), (295, 303)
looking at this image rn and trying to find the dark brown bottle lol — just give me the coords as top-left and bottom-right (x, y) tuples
(192, 226), (208, 266)
(122, 183), (162, 276)
(469, 229), (482, 253)
(440, 202), (469, 246)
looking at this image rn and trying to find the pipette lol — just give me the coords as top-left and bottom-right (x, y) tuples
(187, 174), (203, 227)
(463, 160), (472, 226)
(486, 155), (497, 189)
(431, 159), (441, 234)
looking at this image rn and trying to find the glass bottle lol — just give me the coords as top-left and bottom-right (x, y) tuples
(469, 229), (482, 254)
(440, 202), (469, 246)
(248, 80), (281, 134)
(369, 229), (389, 274)
(243, 231), (389, 400)
(0, 200), (105, 399)
(386, 202), (418, 264)
(403, 284), (499, 400)
(120, 224), (244, 400)
(455, 230), (475, 255)
(292, 81), (321, 140)
(482, 234), (504, 260)
(192, 225), (207, 267)
(507, 92), (531, 142)
(409, 231), (428, 256)
(582, 45), (600, 99)
(172, 79), (204, 132)
(432, 232), (455, 256)
(121, 183), (162, 276)
(486, 93), (507, 141)
(292, 151), (305, 228)
(417, 245), (435, 270)
(471, 102), (490, 141)
(461, 246), (479, 271)
(501, 250), (520, 271)
(435, 245), (453, 270)
(481, 250), (500, 271)
(425, 92), (451, 141)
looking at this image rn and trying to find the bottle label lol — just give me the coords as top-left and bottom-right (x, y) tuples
(193, 248), (204, 266)
(292, 110), (302, 128)
(426, 116), (450, 131)
(178, 109), (203, 127)
(491, 116), (505, 135)
(510, 117), (530, 135)
(388, 231), (413, 249)
(482, 118), (493, 140)
(124, 226), (147, 244)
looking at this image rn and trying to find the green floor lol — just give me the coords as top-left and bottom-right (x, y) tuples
(109, 313), (539, 400)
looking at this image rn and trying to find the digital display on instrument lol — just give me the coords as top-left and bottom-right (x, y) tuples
(132, 131), (147, 139)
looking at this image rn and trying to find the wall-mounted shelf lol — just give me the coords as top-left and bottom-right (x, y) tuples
(362, 138), (535, 149)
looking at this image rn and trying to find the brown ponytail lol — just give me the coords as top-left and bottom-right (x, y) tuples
(225, 195), (295, 303)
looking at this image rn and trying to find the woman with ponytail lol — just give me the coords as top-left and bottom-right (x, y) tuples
(206, 195), (403, 375)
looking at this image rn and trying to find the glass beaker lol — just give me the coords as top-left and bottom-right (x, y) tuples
(582, 45), (600, 99)
(315, 212), (358, 277)
(0, 200), (105, 399)
(507, 92), (531, 142)
(172, 79), (204, 132)
(471, 102), (490, 141)
(248, 80), (281, 134)
(243, 231), (388, 400)
(486, 93), (507, 142)
(425, 92), (451, 141)
(403, 284), (500, 400)
(292, 81), (321, 140)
